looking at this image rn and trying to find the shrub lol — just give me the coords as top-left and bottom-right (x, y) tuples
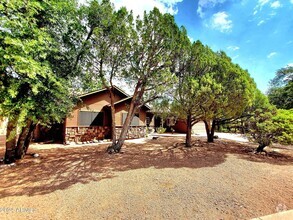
(157, 127), (166, 134)
(247, 108), (293, 152)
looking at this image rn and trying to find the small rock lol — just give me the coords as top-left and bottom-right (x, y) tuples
(33, 153), (39, 158)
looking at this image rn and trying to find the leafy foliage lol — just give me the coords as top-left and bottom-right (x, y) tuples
(2, 0), (287, 159)
(267, 66), (293, 109)
(247, 107), (293, 151)
(0, 0), (84, 162)
(0, 0), (80, 125)
(107, 7), (180, 152)
(157, 127), (166, 134)
(171, 39), (256, 144)
(270, 109), (293, 145)
(246, 95), (276, 151)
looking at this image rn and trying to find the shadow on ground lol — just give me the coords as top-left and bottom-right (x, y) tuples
(0, 136), (292, 198)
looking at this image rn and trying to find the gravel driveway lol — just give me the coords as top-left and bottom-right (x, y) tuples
(0, 136), (292, 220)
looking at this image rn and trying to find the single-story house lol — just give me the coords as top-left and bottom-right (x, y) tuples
(154, 115), (205, 134)
(34, 86), (154, 144)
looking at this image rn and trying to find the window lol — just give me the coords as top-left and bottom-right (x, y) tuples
(122, 113), (139, 126)
(79, 111), (104, 126)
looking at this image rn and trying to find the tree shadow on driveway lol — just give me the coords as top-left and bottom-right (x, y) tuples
(0, 136), (292, 198)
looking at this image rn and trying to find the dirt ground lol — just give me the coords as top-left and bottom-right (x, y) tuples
(0, 135), (292, 220)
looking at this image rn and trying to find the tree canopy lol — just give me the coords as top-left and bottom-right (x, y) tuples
(171, 39), (257, 144)
(267, 65), (293, 109)
(0, 0), (85, 163)
(1, 0), (284, 161)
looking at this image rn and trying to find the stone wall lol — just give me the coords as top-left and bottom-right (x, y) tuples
(115, 126), (146, 140)
(65, 126), (147, 144)
(65, 126), (110, 144)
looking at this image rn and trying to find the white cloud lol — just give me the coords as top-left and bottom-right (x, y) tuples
(291, 0), (293, 4)
(210, 11), (232, 33)
(227, 46), (240, 51)
(267, 52), (277, 58)
(287, 63), (293, 67)
(112, 0), (183, 17)
(253, 0), (270, 13)
(257, 20), (265, 26)
(188, 36), (194, 43)
(197, 0), (227, 18)
(259, 0), (270, 6)
(271, 1), (281, 8)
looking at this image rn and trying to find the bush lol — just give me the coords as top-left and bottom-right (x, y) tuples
(157, 127), (166, 134)
(271, 109), (293, 145)
(247, 108), (293, 152)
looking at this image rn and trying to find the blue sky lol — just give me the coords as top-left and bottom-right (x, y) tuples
(111, 0), (293, 93)
(174, 0), (293, 93)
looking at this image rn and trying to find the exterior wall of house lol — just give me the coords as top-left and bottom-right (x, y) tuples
(193, 121), (206, 134)
(64, 89), (150, 143)
(0, 119), (7, 146)
(173, 119), (187, 133)
(113, 104), (149, 140)
(79, 91), (120, 111)
(65, 109), (79, 127)
(174, 120), (206, 134)
(66, 90), (125, 128)
(114, 103), (147, 126)
(0, 135), (5, 147)
(0, 118), (7, 135)
(139, 110), (147, 126)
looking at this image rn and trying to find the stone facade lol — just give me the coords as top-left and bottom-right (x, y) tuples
(65, 126), (110, 143)
(115, 126), (147, 140)
(65, 126), (147, 144)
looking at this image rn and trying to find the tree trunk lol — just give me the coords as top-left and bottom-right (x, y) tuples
(15, 120), (36, 159)
(109, 88), (117, 145)
(255, 143), (267, 153)
(204, 120), (216, 143)
(107, 81), (145, 153)
(109, 100), (137, 153)
(23, 122), (36, 155)
(185, 114), (192, 147)
(4, 117), (18, 164)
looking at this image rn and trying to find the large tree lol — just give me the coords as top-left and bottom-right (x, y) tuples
(172, 40), (216, 147)
(172, 41), (256, 144)
(246, 90), (292, 152)
(107, 8), (179, 153)
(199, 51), (255, 142)
(0, 0), (86, 163)
(84, 0), (133, 145)
(267, 65), (293, 109)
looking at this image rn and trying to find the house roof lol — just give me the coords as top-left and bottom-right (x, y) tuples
(79, 85), (151, 111)
(106, 97), (151, 110)
(78, 85), (130, 99)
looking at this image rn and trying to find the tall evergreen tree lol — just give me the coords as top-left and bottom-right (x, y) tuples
(267, 65), (293, 109)
(0, 0), (87, 163)
(107, 8), (179, 153)
(84, 0), (133, 144)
